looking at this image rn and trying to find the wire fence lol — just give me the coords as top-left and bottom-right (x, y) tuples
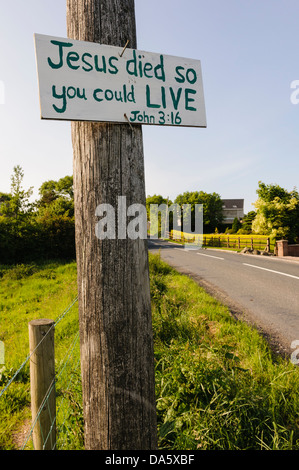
(0, 296), (82, 450)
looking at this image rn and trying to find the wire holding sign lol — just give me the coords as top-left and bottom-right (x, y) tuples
(34, 33), (207, 128)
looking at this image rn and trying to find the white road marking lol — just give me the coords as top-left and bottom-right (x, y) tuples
(197, 253), (224, 260)
(243, 263), (299, 280)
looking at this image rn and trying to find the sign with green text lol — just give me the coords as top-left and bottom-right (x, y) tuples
(34, 33), (207, 127)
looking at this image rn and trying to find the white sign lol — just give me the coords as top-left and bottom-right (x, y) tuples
(34, 34), (207, 128)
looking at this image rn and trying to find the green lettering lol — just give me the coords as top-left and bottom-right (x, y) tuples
(161, 87), (166, 109)
(138, 55), (143, 78)
(126, 85), (136, 103)
(158, 111), (165, 124)
(95, 55), (106, 73)
(52, 85), (67, 113)
(108, 56), (119, 74)
(105, 89), (114, 101)
(77, 88), (87, 100)
(82, 52), (93, 72)
(93, 88), (103, 102)
(146, 85), (160, 108)
(175, 66), (185, 83)
(115, 90), (123, 102)
(67, 86), (76, 99)
(144, 62), (153, 78)
(185, 88), (197, 111)
(169, 87), (182, 110)
(66, 51), (80, 70)
(130, 111), (139, 122)
(126, 50), (137, 77)
(154, 55), (165, 82)
(48, 40), (73, 69)
(186, 68), (197, 84)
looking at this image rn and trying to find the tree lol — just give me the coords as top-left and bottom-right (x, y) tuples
(146, 195), (173, 237)
(1, 165), (33, 219)
(174, 191), (223, 233)
(146, 194), (170, 218)
(239, 211), (256, 234)
(252, 181), (299, 242)
(231, 217), (242, 233)
(0, 169), (75, 263)
(0, 193), (11, 215)
(38, 176), (73, 208)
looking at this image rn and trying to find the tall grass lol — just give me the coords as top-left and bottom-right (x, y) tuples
(0, 260), (79, 449)
(1, 255), (299, 450)
(149, 252), (299, 450)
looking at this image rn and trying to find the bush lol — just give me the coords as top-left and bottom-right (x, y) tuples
(0, 215), (75, 264)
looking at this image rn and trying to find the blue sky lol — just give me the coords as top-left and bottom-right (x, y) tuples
(1, 0), (299, 214)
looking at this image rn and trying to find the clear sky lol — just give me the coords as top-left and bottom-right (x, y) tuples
(1, 0), (299, 214)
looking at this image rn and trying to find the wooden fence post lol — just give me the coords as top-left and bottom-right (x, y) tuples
(29, 319), (56, 450)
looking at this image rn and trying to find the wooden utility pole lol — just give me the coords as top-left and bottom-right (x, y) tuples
(29, 319), (56, 450)
(66, 0), (157, 450)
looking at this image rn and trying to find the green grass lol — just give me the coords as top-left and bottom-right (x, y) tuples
(149, 253), (299, 450)
(0, 260), (80, 450)
(1, 255), (299, 450)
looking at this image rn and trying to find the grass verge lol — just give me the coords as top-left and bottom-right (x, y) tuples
(150, 253), (299, 450)
(1, 255), (299, 450)
(0, 260), (80, 450)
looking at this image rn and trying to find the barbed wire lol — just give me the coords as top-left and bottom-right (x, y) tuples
(0, 296), (78, 400)
(21, 330), (81, 450)
(0, 296), (81, 450)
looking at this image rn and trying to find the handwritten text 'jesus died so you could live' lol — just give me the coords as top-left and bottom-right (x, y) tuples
(34, 34), (206, 127)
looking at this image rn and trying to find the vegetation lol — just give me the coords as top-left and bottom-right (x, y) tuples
(151, 254), (299, 450)
(237, 211), (257, 234)
(1, 255), (299, 450)
(148, 182), (299, 243)
(0, 167), (75, 264)
(2, 169), (299, 268)
(174, 191), (223, 233)
(1, 170), (299, 449)
(0, 260), (79, 450)
(170, 231), (275, 252)
(252, 181), (299, 242)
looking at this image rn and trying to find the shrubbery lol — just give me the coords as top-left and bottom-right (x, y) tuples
(0, 167), (75, 264)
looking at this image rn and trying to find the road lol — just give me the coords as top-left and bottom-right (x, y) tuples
(148, 239), (299, 356)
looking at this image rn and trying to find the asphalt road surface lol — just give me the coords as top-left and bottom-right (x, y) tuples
(148, 239), (299, 357)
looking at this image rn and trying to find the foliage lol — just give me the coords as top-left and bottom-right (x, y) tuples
(2, 257), (299, 449)
(231, 217), (242, 233)
(252, 182), (299, 242)
(0, 166), (34, 220)
(150, 253), (299, 450)
(238, 211), (256, 234)
(38, 176), (73, 209)
(0, 168), (75, 264)
(174, 191), (223, 233)
(146, 195), (173, 236)
(0, 260), (78, 449)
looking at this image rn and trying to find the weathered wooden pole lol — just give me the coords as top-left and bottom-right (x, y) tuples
(29, 319), (56, 450)
(66, 0), (157, 450)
